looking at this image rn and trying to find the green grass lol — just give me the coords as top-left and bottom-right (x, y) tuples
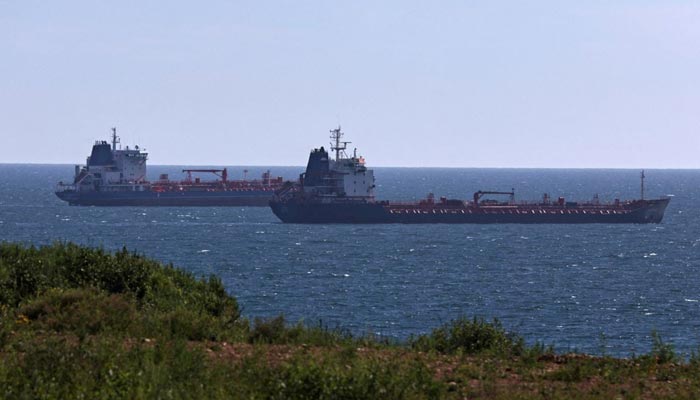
(3, 242), (700, 399)
(0, 242), (443, 399)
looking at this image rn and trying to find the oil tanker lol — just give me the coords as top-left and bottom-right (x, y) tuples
(55, 128), (284, 206)
(269, 128), (670, 224)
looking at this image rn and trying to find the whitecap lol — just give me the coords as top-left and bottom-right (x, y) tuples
(685, 299), (698, 302)
(198, 249), (210, 253)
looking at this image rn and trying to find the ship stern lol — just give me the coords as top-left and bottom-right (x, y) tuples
(269, 199), (295, 223)
(55, 190), (79, 206)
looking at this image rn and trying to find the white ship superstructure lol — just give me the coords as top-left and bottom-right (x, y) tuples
(300, 127), (375, 202)
(67, 128), (149, 193)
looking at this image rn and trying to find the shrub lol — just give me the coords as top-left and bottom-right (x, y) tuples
(0, 242), (238, 317)
(18, 287), (138, 339)
(0, 242), (241, 342)
(249, 315), (288, 344)
(409, 317), (524, 356)
(646, 331), (677, 364)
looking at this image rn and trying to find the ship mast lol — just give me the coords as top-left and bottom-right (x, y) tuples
(330, 126), (350, 161)
(111, 127), (120, 151)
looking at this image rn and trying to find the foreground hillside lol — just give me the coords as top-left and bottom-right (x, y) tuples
(1, 242), (699, 399)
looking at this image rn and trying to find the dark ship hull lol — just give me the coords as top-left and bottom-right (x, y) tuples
(56, 189), (274, 207)
(269, 127), (671, 224)
(270, 197), (671, 224)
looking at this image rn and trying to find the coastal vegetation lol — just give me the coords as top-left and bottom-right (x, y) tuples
(1, 242), (700, 399)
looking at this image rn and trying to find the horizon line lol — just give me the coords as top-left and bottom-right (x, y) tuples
(0, 162), (698, 171)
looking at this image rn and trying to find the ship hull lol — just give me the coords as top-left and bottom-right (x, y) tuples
(56, 190), (273, 206)
(270, 198), (671, 224)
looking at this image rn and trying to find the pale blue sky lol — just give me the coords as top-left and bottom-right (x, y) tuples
(1, 1), (698, 167)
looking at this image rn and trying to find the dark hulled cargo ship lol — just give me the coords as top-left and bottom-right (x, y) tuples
(55, 128), (284, 206)
(270, 128), (670, 224)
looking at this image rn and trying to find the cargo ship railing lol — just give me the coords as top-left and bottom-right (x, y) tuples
(381, 198), (645, 208)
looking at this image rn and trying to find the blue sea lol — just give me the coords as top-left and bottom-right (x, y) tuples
(1, 164), (699, 357)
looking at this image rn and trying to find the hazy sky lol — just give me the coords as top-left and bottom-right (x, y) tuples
(1, 1), (698, 167)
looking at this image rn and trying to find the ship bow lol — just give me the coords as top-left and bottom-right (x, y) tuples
(641, 197), (671, 223)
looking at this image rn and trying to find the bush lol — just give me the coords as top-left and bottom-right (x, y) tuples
(249, 315), (289, 344)
(409, 317), (525, 356)
(0, 242), (241, 342)
(636, 331), (678, 365)
(248, 316), (357, 347)
(650, 331), (677, 364)
(17, 287), (138, 339)
(0, 243), (237, 314)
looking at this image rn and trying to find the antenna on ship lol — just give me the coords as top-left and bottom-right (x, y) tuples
(640, 170), (645, 200)
(330, 126), (351, 161)
(111, 127), (120, 151)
